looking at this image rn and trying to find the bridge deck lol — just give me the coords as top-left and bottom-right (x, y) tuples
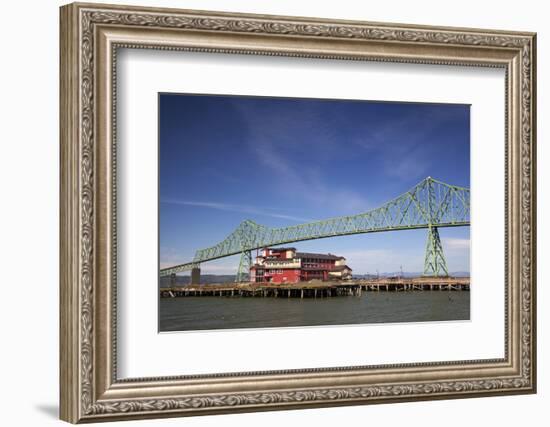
(160, 177), (471, 277)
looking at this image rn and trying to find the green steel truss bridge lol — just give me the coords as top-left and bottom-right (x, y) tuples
(160, 177), (470, 280)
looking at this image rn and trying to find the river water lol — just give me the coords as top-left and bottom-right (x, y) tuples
(159, 291), (470, 332)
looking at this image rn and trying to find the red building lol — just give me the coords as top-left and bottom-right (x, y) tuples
(250, 247), (352, 284)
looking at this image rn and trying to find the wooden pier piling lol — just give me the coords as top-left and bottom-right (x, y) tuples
(159, 277), (469, 299)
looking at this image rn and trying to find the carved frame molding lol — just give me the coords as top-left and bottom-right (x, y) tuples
(60, 2), (536, 423)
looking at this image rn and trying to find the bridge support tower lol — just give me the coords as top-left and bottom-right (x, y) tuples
(191, 267), (201, 285)
(423, 225), (449, 277)
(235, 250), (252, 282)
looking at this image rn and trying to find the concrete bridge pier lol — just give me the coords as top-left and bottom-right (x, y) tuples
(191, 267), (201, 285)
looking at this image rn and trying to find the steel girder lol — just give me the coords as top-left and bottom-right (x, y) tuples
(159, 177), (469, 277)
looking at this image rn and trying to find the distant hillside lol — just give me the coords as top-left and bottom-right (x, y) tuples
(354, 271), (470, 279)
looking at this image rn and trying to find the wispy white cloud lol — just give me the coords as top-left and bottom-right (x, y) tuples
(338, 243), (469, 274)
(160, 246), (239, 273)
(227, 101), (372, 216)
(336, 249), (424, 274)
(159, 246), (196, 269)
(199, 263), (239, 275)
(442, 237), (470, 250)
(440, 237), (470, 273)
(160, 260), (186, 269)
(160, 260), (238, 274)
(200, 167), (247, 185)
(161, 198), (311, 222)
(352, 108), (460, 182)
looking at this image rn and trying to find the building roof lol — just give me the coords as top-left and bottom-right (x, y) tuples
(295, 252), (345, 260)
(330, 265), (353, 272)
(264, 247), (296, 251)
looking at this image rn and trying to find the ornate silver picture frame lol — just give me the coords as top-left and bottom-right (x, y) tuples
(60, 2), (536, 423)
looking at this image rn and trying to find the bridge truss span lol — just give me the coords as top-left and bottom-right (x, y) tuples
(160, 177), (470, 278)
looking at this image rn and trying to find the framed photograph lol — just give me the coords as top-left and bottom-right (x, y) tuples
(60, 2), (537, 423)
(158, 94), (472, 332)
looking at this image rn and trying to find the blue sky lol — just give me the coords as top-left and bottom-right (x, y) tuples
(159, 94), (470, 274)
